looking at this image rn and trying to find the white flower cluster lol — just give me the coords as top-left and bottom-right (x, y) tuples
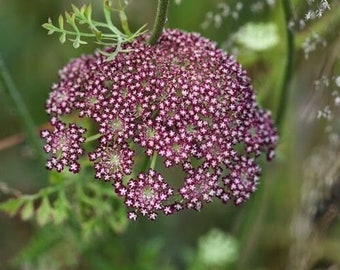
(201, 1), (278, 30)
(305, 0), (330, 21)
(302, 32), (327, 59)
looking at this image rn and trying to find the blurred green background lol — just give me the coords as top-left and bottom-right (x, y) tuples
(0, 0), (340, 269)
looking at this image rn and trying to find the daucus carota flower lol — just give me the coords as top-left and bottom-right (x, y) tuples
(88, 139), (134, 182)
(40, 121), (86, 173)
(125, 169), (174, 220)
(41, 29), (278, 220)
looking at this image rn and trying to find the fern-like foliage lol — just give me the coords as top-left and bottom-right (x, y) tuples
(42, 0), (147, 60)
(0, 169), (128, 238)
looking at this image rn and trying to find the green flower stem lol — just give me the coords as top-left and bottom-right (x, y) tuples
(103, 2), (125, 36)
(119, 10), (131, 35)
(53, 28), (123, 39)
(150, 153), (158, 170)
(275, 0), (295, 134)
(22, 176), (76, 201)
(118, 0), (131, 35)
(148, 0), (170, 45)
(235, 169), (272, 270)
(139, 152), (158, 174)
(140, 156), (150, 173)
(86, 133), (102, 143)
(0, 55), (45, 163)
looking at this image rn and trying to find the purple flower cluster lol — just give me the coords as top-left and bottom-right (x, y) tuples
(41, 29), (278, 220)
(41, 120), (86, 173)
(125, 169), (174, 220)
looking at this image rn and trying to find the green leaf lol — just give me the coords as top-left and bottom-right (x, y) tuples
(108, 215), (127, 233)
(0, 198), (25, 217)
(53, 191), (70, 224)
(80, 4), (87, 15)
(41, 23), (52, 30)
(94, 30), (102, 40)
(47, 29), (55, 35)
(36, 196), (52, 226)
(58, 15), (64, 30)
(72, 36), (87, 48)
(82, 219), (100, 240)
(53, 205), (67, 225)
(77, 185), (96, 206)
(59, 33), (66, 43)
(71, 4), (81, 15)
(64, 11), (75, 25)
(21, 200), (34, 221)
(49, 170), (65, 185)
(42, 18), (55, 30)
(42, 1), (145, 60)
(42, 23), (57, 35)
(73, 36), (80, 48)
(103, 0), (112, 11)
(105, 48), (120, 61)
(85, 5), (93, 20)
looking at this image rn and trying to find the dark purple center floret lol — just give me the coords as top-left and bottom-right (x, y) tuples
(41, 29), (278, 220)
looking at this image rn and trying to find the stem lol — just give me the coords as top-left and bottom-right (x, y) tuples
(148, 0), (170, 45)
(22, 174), (77, 201)
(119, 10), (131, 35)
(276, 0), (295, 134)
(235, 168), (272, 270)
(139, 152), (158, 173)
(118, 0), (131, 35)
(86, 133), (102, 143)
(150, 153), (158, 170)
(103, 2), (124, 36)
(140, 155), (150, 173)
(0, 55), (45, 163)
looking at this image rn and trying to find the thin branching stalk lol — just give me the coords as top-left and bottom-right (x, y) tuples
(0, 55), (45, 163)
(148, 0), (170, 45)
(276, 0), (295, 134)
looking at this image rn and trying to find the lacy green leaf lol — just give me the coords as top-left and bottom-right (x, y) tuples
(21, 200), (34, 221)
(42, 0), (147, 60)
(0, 198), (25, 217)
(36, 196), (53, 226)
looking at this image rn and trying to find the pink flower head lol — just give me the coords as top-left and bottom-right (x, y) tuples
(126, 169), (174, 220)
(42, 29), (278, 220)
(40, 121), (86, 173)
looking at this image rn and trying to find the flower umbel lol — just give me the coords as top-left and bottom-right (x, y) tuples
(41, 121), (86, 173)
(41, 29), (278, 220)
(88, 139), (134, 181)
(125, 169), (174, 220)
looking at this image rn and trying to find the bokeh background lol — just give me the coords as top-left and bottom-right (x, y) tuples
(0, 0), (339, 269)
